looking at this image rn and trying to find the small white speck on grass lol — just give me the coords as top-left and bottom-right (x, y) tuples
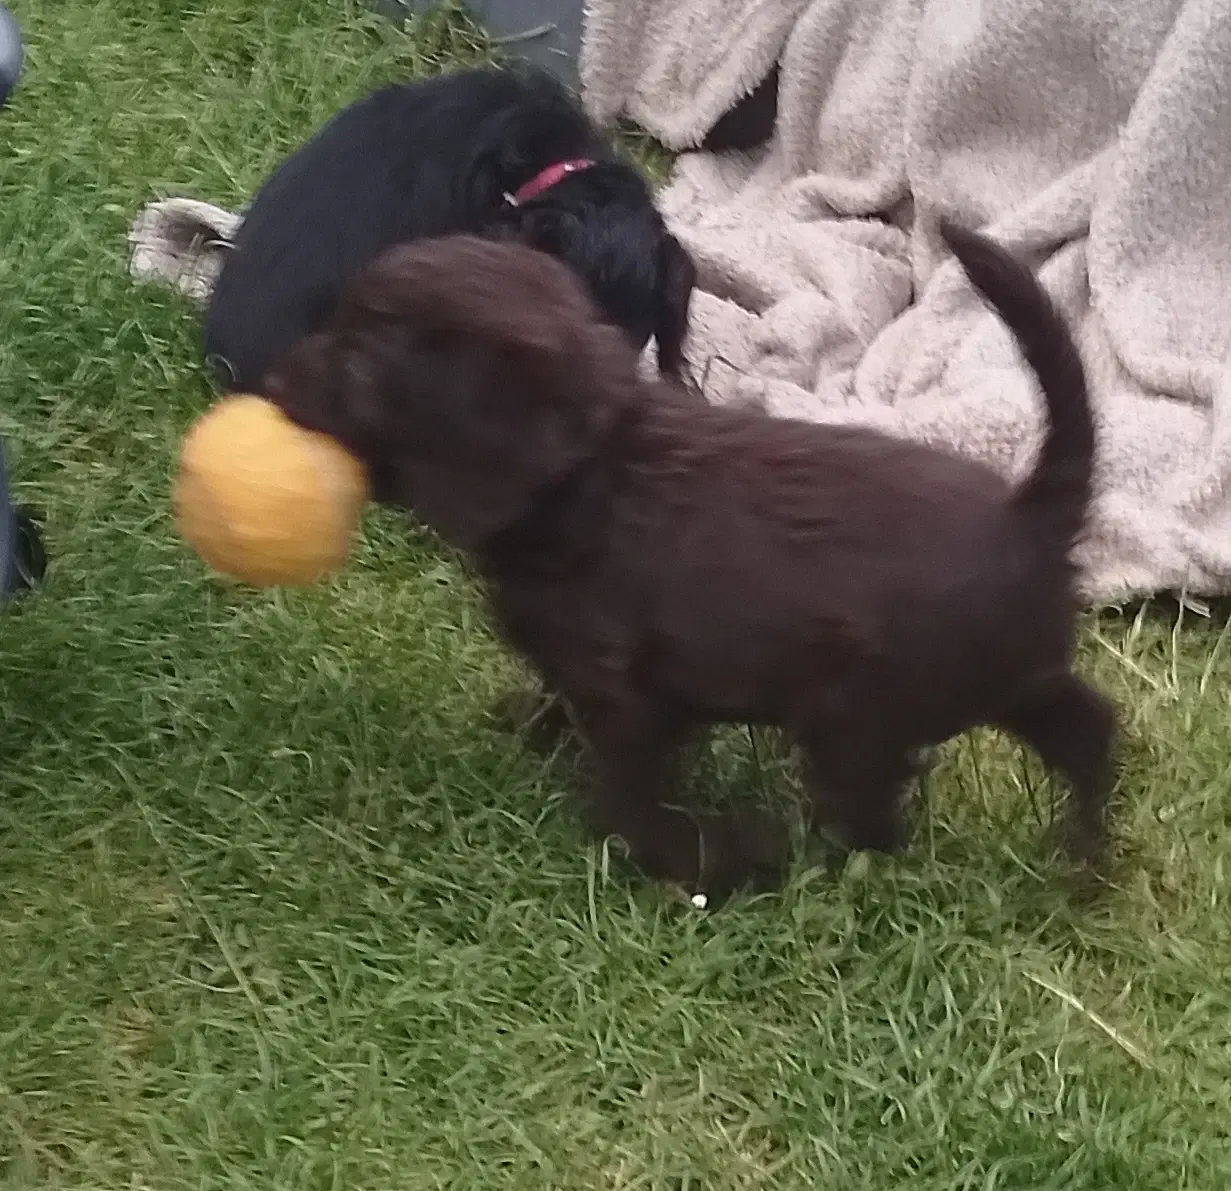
(690, 893), (709, 910)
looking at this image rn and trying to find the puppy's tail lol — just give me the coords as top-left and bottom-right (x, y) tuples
(939, 219), (1094, 545)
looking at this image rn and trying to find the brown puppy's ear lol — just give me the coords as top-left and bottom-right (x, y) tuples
(404, 327), (636, 552)
(653, 232), (697, 379)
(264, 328), (396, 456)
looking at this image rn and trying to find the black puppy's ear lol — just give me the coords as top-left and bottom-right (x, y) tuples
(654, 232), (697, 379)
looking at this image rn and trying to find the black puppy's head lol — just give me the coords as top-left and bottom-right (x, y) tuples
(489, 162), (697, 381)
(264, 235), (642, 552)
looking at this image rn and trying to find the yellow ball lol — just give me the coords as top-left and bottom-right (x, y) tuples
(174, 394), (369, 587)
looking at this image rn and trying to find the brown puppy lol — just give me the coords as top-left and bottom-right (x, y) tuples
(265, 225), (1116, 901)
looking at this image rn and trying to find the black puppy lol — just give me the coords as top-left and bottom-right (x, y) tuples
(203, 64), (696, 393)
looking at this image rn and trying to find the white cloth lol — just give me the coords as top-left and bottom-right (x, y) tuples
(581, 0), (1231, 602)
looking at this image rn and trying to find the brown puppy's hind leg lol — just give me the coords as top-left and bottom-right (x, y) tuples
(997, 672), (1116, 864)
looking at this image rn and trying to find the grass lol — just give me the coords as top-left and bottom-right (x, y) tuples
(1, 1), (1231, 1186)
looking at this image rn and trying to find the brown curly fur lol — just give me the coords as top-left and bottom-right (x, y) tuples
(265, 228), (1116, 901)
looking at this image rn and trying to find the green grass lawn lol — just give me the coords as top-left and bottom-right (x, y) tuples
(2, 1), (1231, 1187)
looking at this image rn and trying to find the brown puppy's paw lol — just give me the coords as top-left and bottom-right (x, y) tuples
(826, 809), (904, 856)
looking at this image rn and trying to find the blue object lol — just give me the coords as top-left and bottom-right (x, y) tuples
(0, 2), (21, 109)
(0, 442), (43, 599)
(0, 3), (42, 600)
(0, 442), (12, 596)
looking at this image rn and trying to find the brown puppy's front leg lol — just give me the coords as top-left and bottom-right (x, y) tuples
(573, 697), (789, 901)
(802, 726), (915, 854)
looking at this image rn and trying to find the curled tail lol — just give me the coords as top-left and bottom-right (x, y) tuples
(938, 219), (1094, 544)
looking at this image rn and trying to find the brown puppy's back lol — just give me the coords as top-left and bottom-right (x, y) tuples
(514, 398), (1055, 738)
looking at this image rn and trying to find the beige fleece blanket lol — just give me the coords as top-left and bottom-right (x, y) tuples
(581, 0), (1231, 604)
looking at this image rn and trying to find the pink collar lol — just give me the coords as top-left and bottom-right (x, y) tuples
(504, 158), (596, 207)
